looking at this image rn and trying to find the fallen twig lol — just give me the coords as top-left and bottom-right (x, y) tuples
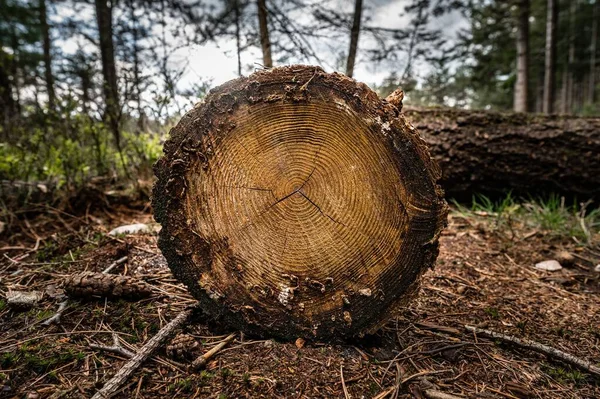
(191, 332), (236, 370)
(423, 389), (465, 399)
(102, 256), (128, 274)
(90, 332), (135, 358)
(465, 325), (600, 377)
(91, 305), (196, 399)
(340, 364), (350, 399)
(42, 300), (68, 326)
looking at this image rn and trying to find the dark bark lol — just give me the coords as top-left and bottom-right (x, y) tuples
(514, 0), (529, 113)
(404, 107), (600, 199)
(543, 0), (557, 114)
(94, 0), (121, 147)
(40, 0), (55, 110)
(257, 0), (272, 67)
(345, 0), (362, 78)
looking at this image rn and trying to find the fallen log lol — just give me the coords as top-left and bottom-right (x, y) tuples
(153, 65), (447, 341)
(404, 107), (600, 199)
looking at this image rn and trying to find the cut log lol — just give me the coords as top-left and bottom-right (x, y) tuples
(404, 107), (600, 199)
(152, 65), (447, 340)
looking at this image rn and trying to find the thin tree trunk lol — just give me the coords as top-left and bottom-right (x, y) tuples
(535, 67), (544, 113)
(589, 0), (598, 104)
(566, 0), (577, 113)
(94, 0), (121, 148)
(234, 0), (242, 76)
(40, 0), (55, 110)
(257, 0), (272, 67)
(402, 4), (425, 82)
(0, 47), (15, 131)
(10, 30), (21, 117)
(345, 0), (363, 78)
(514, 0), (529, 113)
(129, 0), (145, 131)
(543, 0), (557, 113)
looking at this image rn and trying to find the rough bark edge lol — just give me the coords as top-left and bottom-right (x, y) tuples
(152, 65), (448, 341)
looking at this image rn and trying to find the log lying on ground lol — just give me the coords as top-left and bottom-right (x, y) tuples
(404, 107), (600, 199)
(153, 65), (447, 341)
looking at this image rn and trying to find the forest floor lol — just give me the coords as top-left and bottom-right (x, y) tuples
(0, 196), (599, 399)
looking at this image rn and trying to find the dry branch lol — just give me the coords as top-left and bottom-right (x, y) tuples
(42, 300), (68, 326)
(90, 332), (135, 358)
(191, 333), (236, 370)
(102, 256), (128, 274)
(91, 306), (196, 399)
(423, 390), (465, 399)
(465, 325), (600, 377)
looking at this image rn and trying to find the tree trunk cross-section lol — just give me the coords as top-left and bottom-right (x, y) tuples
(153, 66), (447, 341)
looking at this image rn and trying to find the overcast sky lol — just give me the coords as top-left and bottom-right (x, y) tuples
(53, 0), (468, 115)
(174, 0), (468, 90)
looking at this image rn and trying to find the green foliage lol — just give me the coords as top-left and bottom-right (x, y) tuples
(484, 307), (500, 319)
(544, 364), (588, 384)
(0, 106), (163, 191)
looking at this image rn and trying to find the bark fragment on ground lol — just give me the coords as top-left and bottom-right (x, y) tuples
(64, 272), (152, 299)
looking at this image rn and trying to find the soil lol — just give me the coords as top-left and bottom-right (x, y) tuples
(0, 201), (599, 399)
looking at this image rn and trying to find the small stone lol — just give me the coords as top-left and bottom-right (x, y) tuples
(343, 311), (352, 325)
(108, 223), (151, 236)
(535, 260), (562, 271)
(358, 288), (372, 297)
(594, 265), (600, 273)
(295, 338), (306, 349)
(554, 251), (575, 267)
(6, 290), (43, 310)
(457, 285), (467, 294)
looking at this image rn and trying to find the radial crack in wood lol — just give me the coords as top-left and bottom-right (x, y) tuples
(152, 65), (447, 340)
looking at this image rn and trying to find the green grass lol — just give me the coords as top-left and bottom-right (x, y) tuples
(452, 193), (599, 242)
(544, 364), (588, 384)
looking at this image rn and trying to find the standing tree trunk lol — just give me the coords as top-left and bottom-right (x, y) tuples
(152, 66), (447, 341)
(345, 0), (363, 78)
(562, 0), (577, 114)
(128, 0), (145, 132)
(95, 0), (121, 149)
(234, 0), (242, 76)
(589, 0), (598, 104)
(543, 0), (557, 114)
(514, 0), (529, 113)
(257, 0), (272, 68)
(0, 47), (15, 132)
(40, 0), (55, 111)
